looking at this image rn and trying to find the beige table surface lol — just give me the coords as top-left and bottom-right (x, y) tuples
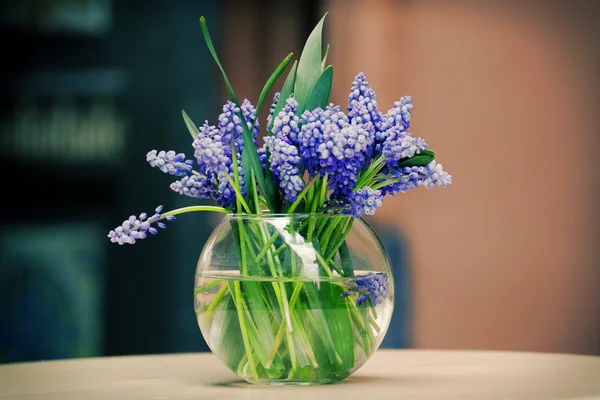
(1, 349), (599, 400)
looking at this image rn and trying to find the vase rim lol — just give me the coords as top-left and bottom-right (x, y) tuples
(223, 212), (354, 220)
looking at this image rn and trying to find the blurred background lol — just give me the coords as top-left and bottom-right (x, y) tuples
(0, 0), (598, 364)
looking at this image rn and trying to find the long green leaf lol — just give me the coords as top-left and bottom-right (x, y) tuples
(199, 16), (274, 212)
(182, 110), (200, 140)
(269, 60), (297, 132)
(304, 65), (333, 112)
(266, 59), (297, 211)
(338, 241), (354, 277)
(252, 53), (294, 209)
(199, 17), (239, 104)
(255, 53), (294, 124)
(321, 44), (330, 71)
(294, 12), (328, 114)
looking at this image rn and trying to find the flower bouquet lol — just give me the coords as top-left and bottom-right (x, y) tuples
(109, 13), (451, 385)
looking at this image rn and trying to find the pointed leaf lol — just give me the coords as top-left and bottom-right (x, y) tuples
(304, 65), (333, 112)
(321, 44), (330, 71)
(199, 17), (239, 105)
(182, 110), (199, 140)
(248, 53), (293, 207)
(294, 12), (328, 114)
(255, 53), (294, 122)
(199, 16), (275, 212)
(269, 60), (297, 132)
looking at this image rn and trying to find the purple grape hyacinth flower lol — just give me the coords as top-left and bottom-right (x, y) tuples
(347, 186), (383, 218)
(381, 128), (428, 168)
(266, 92), (280, 128)
(170, 174), (215, 200)
(380, 96), (413, 133)
(146, 150), (194, 176)
(272, 97), (301, 146)
(299, 106), (374, 199)
(216, 100), (251, 209)
(342, 272), (389, 306)
(266, 98), (305, 202)
(218, 101), (246, 157)
(107, 205), (174, 245)
(193, 122), (229, 174)
(384, 160), (452, 195)
(241, 98), (260, 143)
(347, 72), (382, 130)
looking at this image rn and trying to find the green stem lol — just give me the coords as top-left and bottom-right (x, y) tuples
(319, 173), (328, 208)
(319, 218), (341, 253)
(325, 218), (354, 261)
(356, 156), (386, 189)
(193, 279), (222, 296)
(197, 282), (229, 319)
(306, 179), (322, 242)
(223, 172), (253, 214)
(253, 232), (280, 264)
(314, 250), (333, 276)
(231, 281), (258, 377)
(288, 175), (319, 213)
(160, 205), (228, 220)
(371, 178), (400, 190)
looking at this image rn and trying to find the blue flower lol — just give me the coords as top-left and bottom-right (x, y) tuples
(257, 146), (267, 173)
(217, 164), (246, 209)
(346, 186), (383, 218)
(299, 106), (374, 198)
(216, 101), (250, 209)
(241, 98), (260, 143)
(342, 272), (389, 306)
(266, 92), (280, 128)
(146, 150), (194, 176)
(347, 73), (382, 131)
(107, 205), (174, 245)
(218, 101), (246, 157)
(278, 164), (304, 202)
(266, 102), (305, 202)
(272, 97), (301, 146)
(381, 128), (428, 168)
(380, 96), (413, 132)
(170, 174), (215, 199)
(193, 122), (229, 173)
(384, 160), (452, 195)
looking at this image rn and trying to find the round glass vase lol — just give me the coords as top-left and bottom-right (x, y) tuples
(194, 213), (394, 385)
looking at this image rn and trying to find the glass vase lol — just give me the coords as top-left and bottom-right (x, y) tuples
(194, 213), (394, 385)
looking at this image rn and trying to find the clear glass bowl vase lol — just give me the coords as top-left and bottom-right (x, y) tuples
(194, 213), (394, 385)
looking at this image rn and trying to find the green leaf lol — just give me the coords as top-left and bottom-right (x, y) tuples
(251, 54), (294, 211)
(398, 148), (436, 168)
(211, 295), (246, 372)
(338, 241), (354, 277)
(304, 65), (333, 112)
(269, 60), (297, 132)
(199, 16), (275, 212)
(321, 44), (330, 71)
(182, 110), (200, 140)
(241, 149), (252, 200)
(294, 12), (328, 114)
(255, 53), (294, 124)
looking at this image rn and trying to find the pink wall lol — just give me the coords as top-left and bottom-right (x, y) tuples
(326, 0), (600, 354)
